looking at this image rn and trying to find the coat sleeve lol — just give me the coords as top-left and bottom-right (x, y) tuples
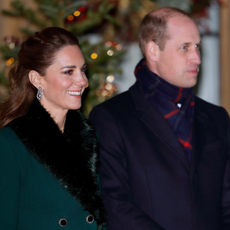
(221, 109), (230, 229)
(89, 106), (165, 230)
(0, 131), (20, 229)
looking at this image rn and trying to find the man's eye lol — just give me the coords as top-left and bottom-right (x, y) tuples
(64, 70), (73, 75)
(195, 44), (201, 50)
(181, 45), (187, 50)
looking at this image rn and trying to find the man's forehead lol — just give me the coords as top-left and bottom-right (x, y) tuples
(168, 36), (201, 46)
(167, 16), (200, 39)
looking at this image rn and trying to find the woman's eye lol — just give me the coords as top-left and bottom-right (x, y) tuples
(81, 67), (87, 73)
(64, 70), (73, 75)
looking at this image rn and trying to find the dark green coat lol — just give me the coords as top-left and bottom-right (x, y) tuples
(0, 100), (106, 230)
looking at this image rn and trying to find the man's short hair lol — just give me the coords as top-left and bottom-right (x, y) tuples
(138, 7), (191, 58)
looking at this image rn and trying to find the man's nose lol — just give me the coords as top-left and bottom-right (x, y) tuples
(191, 49), (201, 65)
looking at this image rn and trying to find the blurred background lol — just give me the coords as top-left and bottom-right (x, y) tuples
(0, 0), (229, 116)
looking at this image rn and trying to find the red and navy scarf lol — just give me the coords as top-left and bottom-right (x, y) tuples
(135, 59), (195, 161)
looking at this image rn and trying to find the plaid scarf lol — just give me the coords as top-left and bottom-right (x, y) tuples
(135, 59), (195, 162)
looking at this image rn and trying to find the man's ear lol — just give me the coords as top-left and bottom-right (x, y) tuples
(145, 41), (160, 62)
(28, 70), (43, 89)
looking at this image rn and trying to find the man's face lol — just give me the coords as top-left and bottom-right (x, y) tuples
(154, 16), (201, 88)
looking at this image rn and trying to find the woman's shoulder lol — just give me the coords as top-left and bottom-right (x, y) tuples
(0, 126), (19, 142)
(0, 127), (23, 172)
(0, 125), (36, 179)
(0, 126), (28, 157)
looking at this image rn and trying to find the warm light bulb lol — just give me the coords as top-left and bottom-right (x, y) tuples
(105, 83), (113, 90)
(101, 90), (108, 96)
(74, 11), (81, 17)
(107, 50), (114, 56)
(106, 75), (114, 82)
(105, 41), (112, 47)
(91, 53), (98, 59)
(6, 57), (14, 66)
(8, 43), (15, 49)
(116, 44), (122, 50)
(67, 15), (74, 21)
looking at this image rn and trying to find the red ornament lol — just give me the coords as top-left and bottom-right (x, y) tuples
(79, 6), (86, 12)
(104, 40), (118, 48)
(77, 14), (87, 22)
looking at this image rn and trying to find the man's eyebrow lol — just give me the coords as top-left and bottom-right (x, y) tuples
(181, 41), (201, 46)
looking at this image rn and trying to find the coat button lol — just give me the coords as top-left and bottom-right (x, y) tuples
(59, 218), (68, 227)
(86, 214), (94, 224)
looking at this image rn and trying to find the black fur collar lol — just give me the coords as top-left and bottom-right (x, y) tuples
(8, 99), (106, 229)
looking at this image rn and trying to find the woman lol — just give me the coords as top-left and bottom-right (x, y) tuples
(0, 27), (106, 230)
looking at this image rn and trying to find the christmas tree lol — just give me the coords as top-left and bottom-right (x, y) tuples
(0, 0), (128, 116)
(0, 0), (216, 115)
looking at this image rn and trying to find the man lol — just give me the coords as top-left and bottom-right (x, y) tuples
(89, 7), (230, 230)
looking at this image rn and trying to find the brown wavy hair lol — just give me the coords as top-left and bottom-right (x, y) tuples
(0, 27), (80, 129)
(138, 7), (190, 58)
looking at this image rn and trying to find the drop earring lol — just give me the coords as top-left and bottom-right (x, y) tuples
(36, 86), (43, 100)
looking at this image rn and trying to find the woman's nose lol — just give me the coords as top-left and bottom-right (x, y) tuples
(74, 73), (88, 87)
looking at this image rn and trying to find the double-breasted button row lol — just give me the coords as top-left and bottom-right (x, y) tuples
(86, 214), (94, 224)
(58, 214), (94, 227)
(59, 218), (68, 226)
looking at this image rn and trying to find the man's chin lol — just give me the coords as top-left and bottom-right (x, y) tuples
(182, 77), (197, 88)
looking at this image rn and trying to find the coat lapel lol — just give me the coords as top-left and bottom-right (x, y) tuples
(8, 99), (106, 230)
(129, 83), (190, 171)
(190, 97), (208, 175)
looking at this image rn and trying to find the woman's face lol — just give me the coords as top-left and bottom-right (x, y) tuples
(39, 45), (88, 115)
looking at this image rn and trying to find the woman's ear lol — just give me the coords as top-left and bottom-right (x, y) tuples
(28, 70), (42, 89)
(145, 41), (159, 62)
